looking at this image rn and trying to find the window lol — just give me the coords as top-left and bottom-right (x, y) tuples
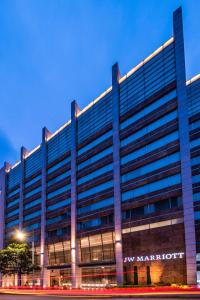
(121, 152), (180, 183)
(78, 198), (114, 215)
(121, 131), (179, 165)
(7, 208), (19, 218)
(47, 157), (71, 174)
(24, 198), (41, 210)
(25, 174), (41, 188)
(47, 184), (71, 200)
(121, 110), (177, 147)
(47, 170), (70, 187)
(190, 119), (200, 131)
(6, 219), (19, 228)
(24, 222), (41, 231)
(78, 214), (113, 231)
(78, 181), (113, 200)
(47, 198), (71, 211)
(78, 130), (113, 156)
(120, 89), (176, 130)
(190, 138), (200, 149)
(7, 198), (19, 208)
(122, 174), (181, 202)
(25, 186), (41, 198)
(24, 210), (41, 221)
(7, 188), (20, 198)
(193, 192), (200, 202)
(78, 147), (113, 170)
(78, 164), (113, 185)
(46, 212), (70, 225)
(191, 156), (200, 167)
(193, 174), (200, 184)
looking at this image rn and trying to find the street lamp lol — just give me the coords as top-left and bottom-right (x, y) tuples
(15, 230), (26, 242)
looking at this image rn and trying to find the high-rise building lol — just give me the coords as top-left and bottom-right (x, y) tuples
(0, 7), (200, 287)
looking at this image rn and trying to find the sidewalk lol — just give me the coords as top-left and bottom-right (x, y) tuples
(1, 286), (200, 298)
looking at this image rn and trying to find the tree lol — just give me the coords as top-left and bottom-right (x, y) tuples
(0, 242), (40, 286)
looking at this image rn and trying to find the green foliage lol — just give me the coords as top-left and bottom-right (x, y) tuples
(0, 242), (40, 275)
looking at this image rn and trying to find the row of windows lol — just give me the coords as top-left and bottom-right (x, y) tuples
(25, 148), (42, 178)
(47, 184), (71, 200)
(190, 119), (200, 131)
(78, 214), (113, 231)
(122, 174), (181, 202)
(5, 219), (19, 228)
(190, 138), (200, 149)
(47, 125), (71, 164)
(194, 211), (200, 220)
(78, 130), (113, 156)
(119, 44), (175, 115)
(78, 197), (114, 215)
(24, 210), (41, 221)
(191, 156), (200, 167)
(25, 174), (41, 188)
(120, 89), (176, 130)
(47, 198), (71, 211)
(121, 152), (180, 183)
(24, 222), (41, 231)
(47, 227), (70, 238)
(6, 198), (19, 208)
(78, 164), (113, 185)
(7, 188), (20, 198)
(47, 170), (70, 187)
(194, 192), (200, 202)
(121, 110), (177, 147)
(121, 131), (179, 165)
(78, 146), (113, 171)
(6, 208), (19, 218)
(122, 197), (181, 220)
(7, 163), (21, 189)
(193, 174), (200, 184)
(187, 79), (200, 117)
(24, 198), (41, 210)
(78, 180), (113, 200)
(46, 211), (70, 225)
(24, 186), (41, 199)
(77, 93), (112, 144)
(47, 156), (71, 174)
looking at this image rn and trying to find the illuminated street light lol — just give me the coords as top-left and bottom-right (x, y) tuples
(15, 230), (26, 241)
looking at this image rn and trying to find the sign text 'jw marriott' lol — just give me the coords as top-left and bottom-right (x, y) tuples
(124, 252), (185, 263)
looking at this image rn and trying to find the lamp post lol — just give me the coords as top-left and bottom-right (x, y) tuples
(15, 229), (35, 286)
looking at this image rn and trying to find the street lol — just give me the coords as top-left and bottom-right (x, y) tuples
(0, 295), (200, 300)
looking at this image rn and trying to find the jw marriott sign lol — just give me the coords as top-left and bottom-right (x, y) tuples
(124, 252), (185, 263)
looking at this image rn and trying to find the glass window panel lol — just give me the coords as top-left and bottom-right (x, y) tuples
(78, 181), (113, 200)
(120, 90), (176, 130)
(78, 130), (113, 156)
(121, 152), (180, 183)
(122, 174), (181, 202)
(47, 184), (71, 200)
(78, 147), (113, 170)
(121, 131), (179, 165)
(78, 164), (113, 185)
(121, 110), (177, 147)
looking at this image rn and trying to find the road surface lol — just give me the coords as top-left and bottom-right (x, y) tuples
(0, 295), (199, 300)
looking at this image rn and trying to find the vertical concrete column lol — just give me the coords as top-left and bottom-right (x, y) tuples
(0, 162), (10, 249)
(173, 7), (197, 284)
(19, 147), (29, 231)
(0, 162), (10, 287)
(70, 100), (81, 288)
(112, 63), (124, 286)
(40, 127), (51, 287)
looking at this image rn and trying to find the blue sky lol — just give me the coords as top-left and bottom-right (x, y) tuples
(0, 0), (200, 165)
